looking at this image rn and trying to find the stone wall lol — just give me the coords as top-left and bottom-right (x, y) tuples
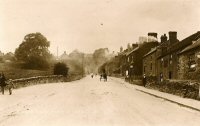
(178, 49), (200, 80)
(146, 76), (200, 100)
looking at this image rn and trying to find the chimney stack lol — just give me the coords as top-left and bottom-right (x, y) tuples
(120, 47), (123, 52)
(148, 32), (157, 38)
(160, 34), (167, 43)
(132, 43), (138, 50)
(169, 31), (177, 44)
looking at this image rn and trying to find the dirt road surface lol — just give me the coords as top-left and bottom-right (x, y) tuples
(0, 76), (200, 126)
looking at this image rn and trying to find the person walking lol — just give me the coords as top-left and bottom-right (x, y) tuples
(6, 79), (15, 95)
(0, 73), (6, 95)
(103, 72), (107, 82)
(143, 74), (146, 87)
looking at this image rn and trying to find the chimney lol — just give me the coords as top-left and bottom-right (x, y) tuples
(132, 43), (138, 50)
(148, 32), (157, 38)
(169, 31), (177, 44)
(120, 47), (123, 52)
(160, 34), (167, 43)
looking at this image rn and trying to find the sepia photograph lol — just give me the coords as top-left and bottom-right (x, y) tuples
(0, 0), (200, 125)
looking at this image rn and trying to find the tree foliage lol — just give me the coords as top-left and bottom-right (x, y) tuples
(53, 62), (69, 76)
(93, 48), (109, 65)
(15, 33), (51, 69)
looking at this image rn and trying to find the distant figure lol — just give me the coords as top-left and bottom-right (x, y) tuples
(103, 73), (107, 82)
(100, 74), (103, 81)
(6, 79), (15, 95)
(91, 74), (94, 78)
(143, 74), (146, 87)
(0, 73), (6, 95)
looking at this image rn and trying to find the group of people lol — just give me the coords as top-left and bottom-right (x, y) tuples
(0, 73), (14, 95)
(90, 72), (107, 82)
(100, 73), (107, 82)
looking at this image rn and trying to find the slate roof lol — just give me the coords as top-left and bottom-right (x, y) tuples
(158, 31), (200, 58)
(126, 47), (139, 56)
(143, 47), (157, 58)
(179, 38), (200, 54)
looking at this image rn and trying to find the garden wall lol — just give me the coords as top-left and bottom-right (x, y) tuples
(146, 76), (200, 100)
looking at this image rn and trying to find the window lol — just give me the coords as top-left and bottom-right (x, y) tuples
(169, 60), (172, 64)
(164, 59), (168, 68)
(169, 71), (172, 79)
(150, 63), (152, 70)
(144, 66), (146, 73)
(188, 53), (196, 71)
(160, 58), (163, 67)
(169, 55), (173, 64)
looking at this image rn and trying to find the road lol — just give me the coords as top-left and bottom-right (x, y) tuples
(0, 76), (200, 126)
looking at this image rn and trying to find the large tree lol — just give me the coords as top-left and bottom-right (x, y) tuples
(15, 32), (51, 69)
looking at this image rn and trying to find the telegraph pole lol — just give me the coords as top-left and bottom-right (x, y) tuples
(57, 46), (59, 60)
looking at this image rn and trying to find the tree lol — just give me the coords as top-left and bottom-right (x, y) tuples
(53, 62), (69, 76)
(15, 33), (51, 69)
(93, 48), (109, 65)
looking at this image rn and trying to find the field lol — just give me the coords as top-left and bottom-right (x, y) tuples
(0, 62), (52, 79)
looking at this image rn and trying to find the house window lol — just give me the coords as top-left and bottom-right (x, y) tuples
(127, 57), (129, 62)
(144, 66), (146, 73)
(169, 60), (172, 64)
(150, 63), (152, 70)
(188, 53), (196, 71)
(164, 59), (168, 68)
(160, 58), (163, 67)
(169, 71), (172, 79)
(169, 55), (173, 64)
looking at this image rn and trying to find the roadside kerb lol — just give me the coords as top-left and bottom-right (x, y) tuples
(135, 88), (200, 112)
(110, 77), (200, 113)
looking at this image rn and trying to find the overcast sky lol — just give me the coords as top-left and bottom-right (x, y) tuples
(0, 0), (200, 55)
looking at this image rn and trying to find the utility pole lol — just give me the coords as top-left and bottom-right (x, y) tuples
(57, 46), (59, 60)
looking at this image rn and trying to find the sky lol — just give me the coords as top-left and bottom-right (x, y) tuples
(0, 0), (200, 55)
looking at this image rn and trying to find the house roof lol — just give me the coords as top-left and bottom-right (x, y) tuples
(179, 38), (200, 54)
(158, 31), (200, 58)
(171, 31), (200, 52)
(143, 47), (157, 58)
(126, 47), (139, 56)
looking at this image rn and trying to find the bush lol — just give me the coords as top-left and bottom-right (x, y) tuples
(53, 62), (69, 76)
(146, 79), (199, 100)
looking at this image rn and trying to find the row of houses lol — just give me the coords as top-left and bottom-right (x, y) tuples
(114, 31), (200, 82)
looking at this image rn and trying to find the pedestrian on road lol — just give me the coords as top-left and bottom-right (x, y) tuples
(103, 73), (107, 82)
(6, 79), (15, 95)
(143, 74), (146, 87)
(0, 73), (6, 95)
(100, 74), (103, 81)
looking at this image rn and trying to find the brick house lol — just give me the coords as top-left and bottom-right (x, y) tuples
(156, 32), (179, 80)
(117, 44), (138, 76)
(142, 31), (200, 81)
(126, 41), (158, 79)
(178, 38), (200, 80)
(118, 49), (129, 76)
(143, 47), (158, 77)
